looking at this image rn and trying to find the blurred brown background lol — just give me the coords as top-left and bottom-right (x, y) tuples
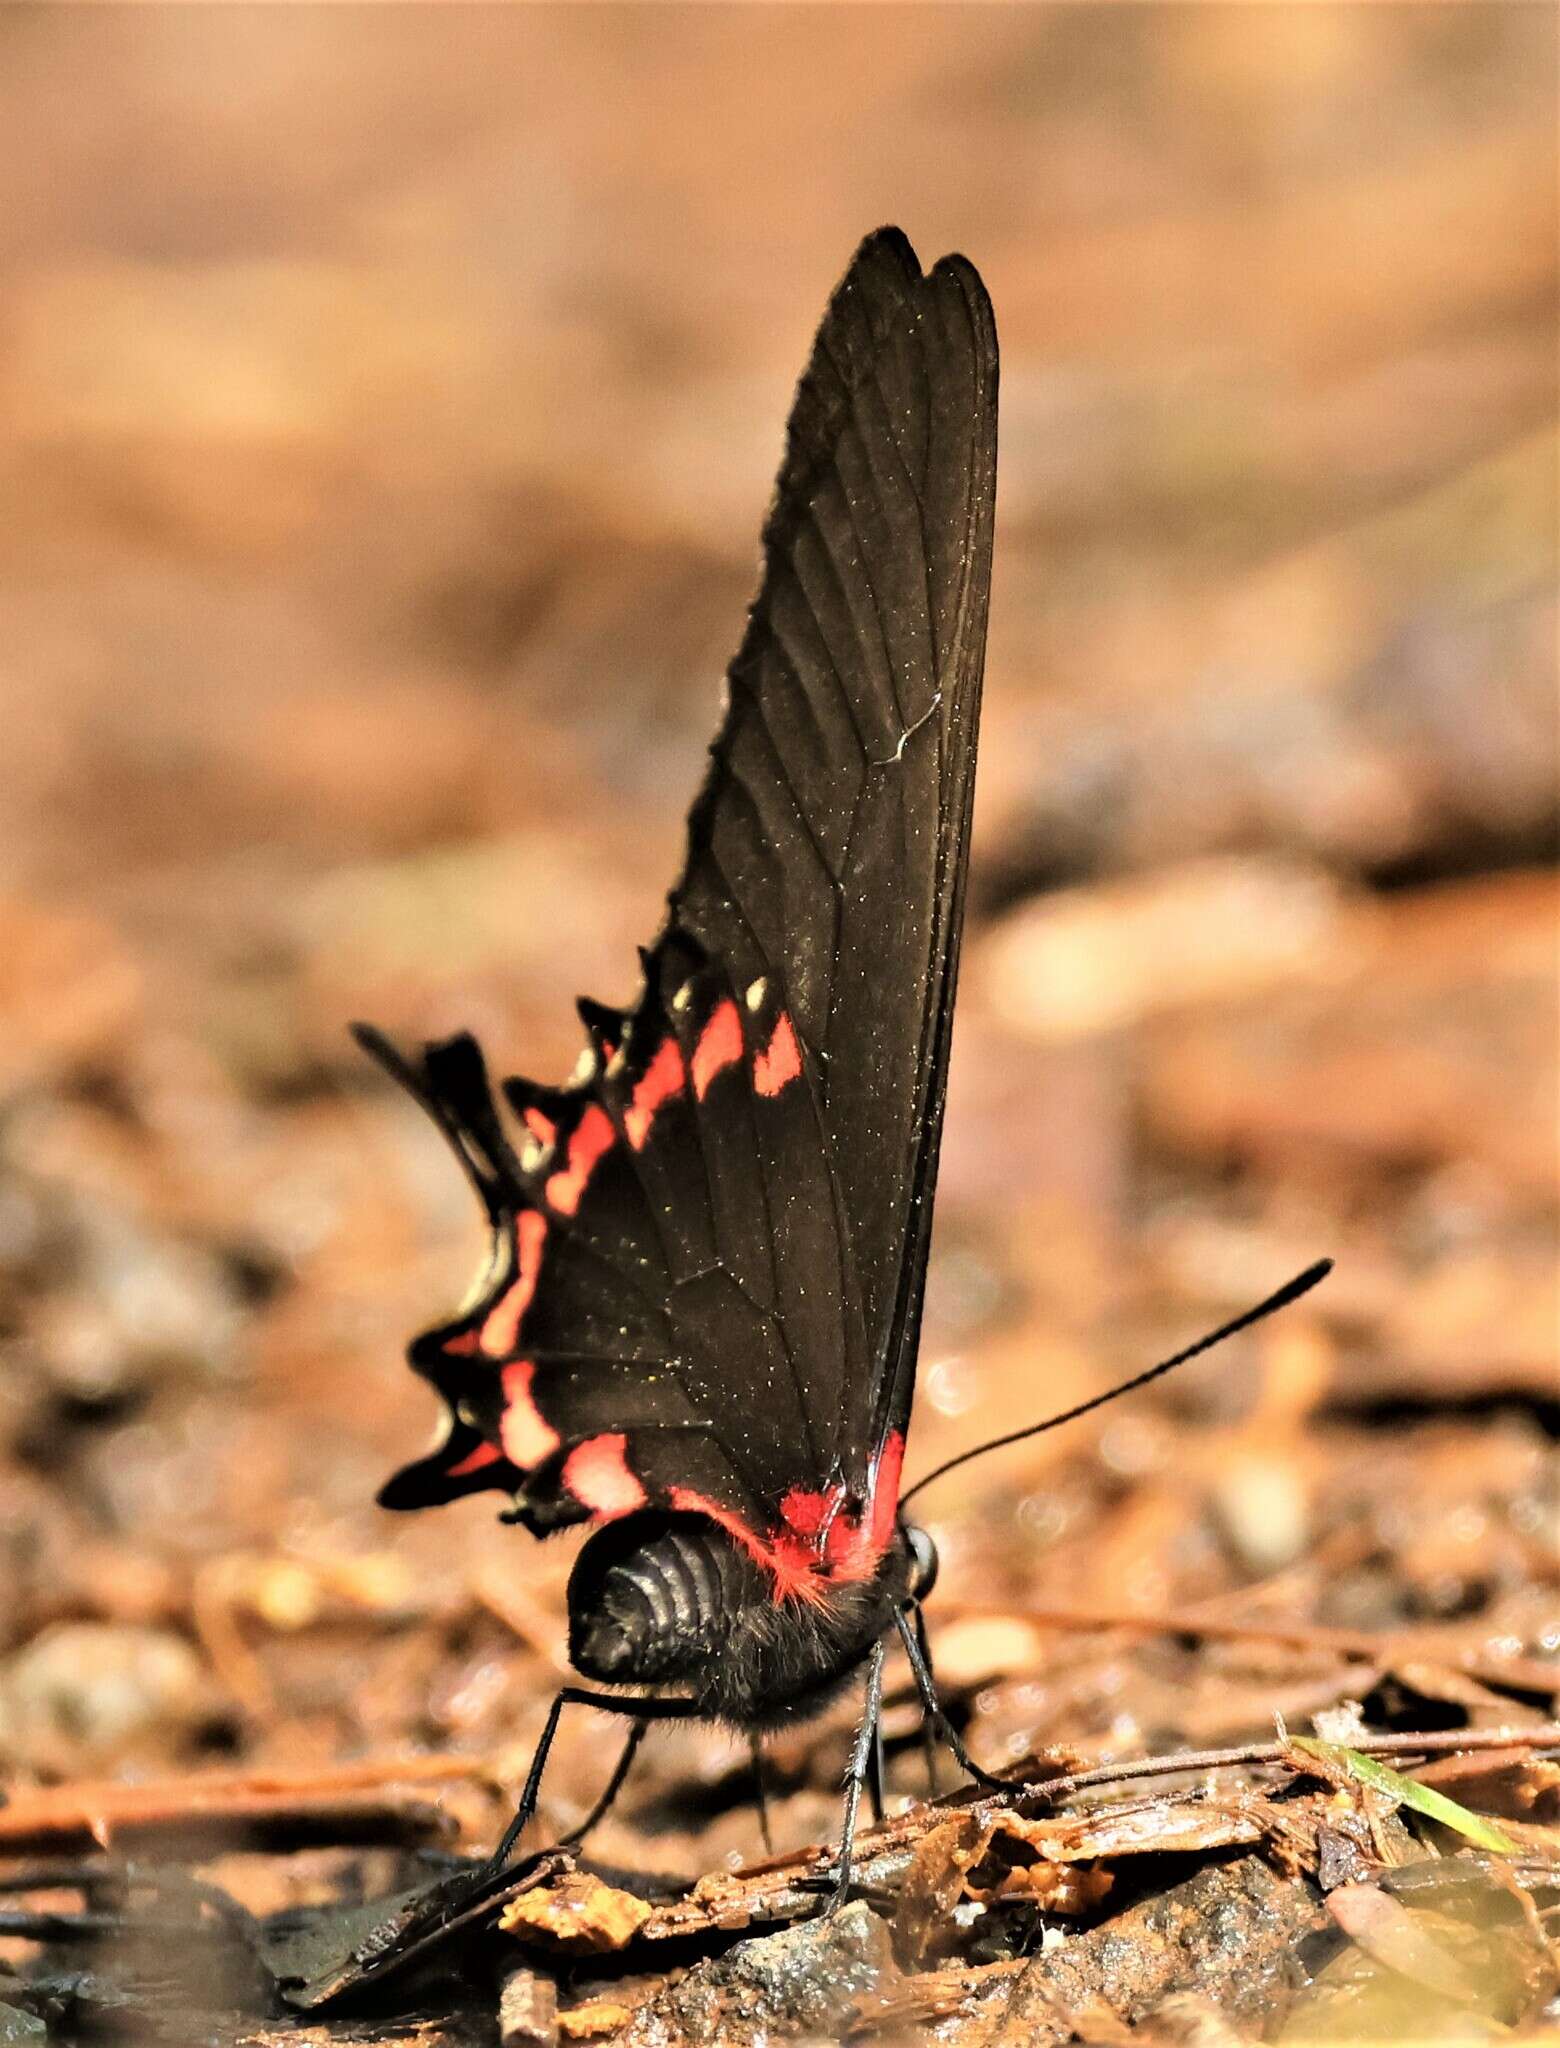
(0, 4), (1554, 1873)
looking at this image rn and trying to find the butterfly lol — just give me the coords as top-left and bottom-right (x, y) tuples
(356, 227), (1326, 1904)
(356, 227), (995, 1894)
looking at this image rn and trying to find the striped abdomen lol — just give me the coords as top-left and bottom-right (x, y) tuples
(566, 1511), (910, 1730)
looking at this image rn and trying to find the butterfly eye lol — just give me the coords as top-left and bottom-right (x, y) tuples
(905, 1523), (939, 1603)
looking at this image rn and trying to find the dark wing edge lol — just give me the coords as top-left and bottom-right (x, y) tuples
(864, 248), (998, 1463)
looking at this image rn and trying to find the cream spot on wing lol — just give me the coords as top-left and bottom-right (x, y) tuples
(568, 1046), (596, 1088)
(671, 981), (693, 1014)
(745, 975), (768, 1013)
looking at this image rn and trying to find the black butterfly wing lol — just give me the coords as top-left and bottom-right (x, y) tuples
(363, 229), (997, 1592)
(670, 230), (998, 1499)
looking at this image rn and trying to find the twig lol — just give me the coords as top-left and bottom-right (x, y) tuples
(0, 1754), (501, 1854)
(1011, 1722), (1560, 1806)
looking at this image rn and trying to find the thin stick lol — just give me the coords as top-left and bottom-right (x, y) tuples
(0, 1755), (503, 1851)
(1011, 1721), (1560, 1807)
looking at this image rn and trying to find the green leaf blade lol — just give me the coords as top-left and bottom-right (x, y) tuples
(1291, 1736), (1518, 1854)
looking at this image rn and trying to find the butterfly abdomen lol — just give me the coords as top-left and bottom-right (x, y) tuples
(566, 1511), (911, 1730)
(569, 1513), (752, 1686)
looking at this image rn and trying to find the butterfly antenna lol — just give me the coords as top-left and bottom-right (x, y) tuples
(899, 1259), (1332, 1509)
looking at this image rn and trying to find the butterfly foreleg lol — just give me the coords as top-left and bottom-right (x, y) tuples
(867, 1704), (887, 1826)
(749, 1734), (774, 1856)
(486, 1687), (696, 1877)
(912, 1601), (942, 1796)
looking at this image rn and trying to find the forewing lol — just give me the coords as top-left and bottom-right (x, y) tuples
(363, 230), (996, 1582)
(664, 229), (998, 1491)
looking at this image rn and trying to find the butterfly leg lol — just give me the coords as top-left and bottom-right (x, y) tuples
(912, 1602), (942, 1796)
(813, 1635), (886, 1914)
(749, 1735), (774, 1856)
(892, 1608), (1013, 1795)
(866, 1708), (887, 1826)
(558, 1717), (649, 1848)
(485, 1687), (696, 1877)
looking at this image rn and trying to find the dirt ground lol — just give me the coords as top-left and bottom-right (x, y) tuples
(0, 8), (1555, 2042)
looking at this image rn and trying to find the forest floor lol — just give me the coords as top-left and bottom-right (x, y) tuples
(1, 8), (1556, 2042)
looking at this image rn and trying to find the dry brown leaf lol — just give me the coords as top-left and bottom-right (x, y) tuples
(1020, 1797), (1266, 1863)
(1325, 1883), (1481, 2004)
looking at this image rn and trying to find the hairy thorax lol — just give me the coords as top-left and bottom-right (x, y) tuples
(566, 1512), (911, 1729)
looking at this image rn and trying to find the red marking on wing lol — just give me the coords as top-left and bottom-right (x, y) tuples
(445, 1440), (502, 1479)
(523, 1107), (557, 1146)
(546, 1103), (615, 1215)
(563, 1433), (646, 1516)
(443, 1329), (482, 1357)
(869, 1431), (906, 1555)
(673, 1431), (908, 1605)
(825, 1430), (906, 1577)
(691, 1000), (743, 1100)
(624, 1037), (685, 1150)
(499, 1357), (561, 1468)
(754, 1011), (802, 1097)
(479, 1211), (548, 1357)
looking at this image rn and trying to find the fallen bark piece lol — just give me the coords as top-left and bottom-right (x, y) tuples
(991, 1855), (1323, 2046)
(499, 1964), (559, 2047)
(558, 2001), (634, 2041)
(894, 1811), (1115, 1968)
(500, 1872), (654, 1956)
(622, 1900), (896, 2048)
(1314, 1824), (1373, 1892)
(268, 1852), (573, 2009)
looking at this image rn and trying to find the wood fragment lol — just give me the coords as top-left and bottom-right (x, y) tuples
(500, 1872), (654, 1955)
(558, 2002), (634, 2042)
(499, 1964), (560, 2048)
